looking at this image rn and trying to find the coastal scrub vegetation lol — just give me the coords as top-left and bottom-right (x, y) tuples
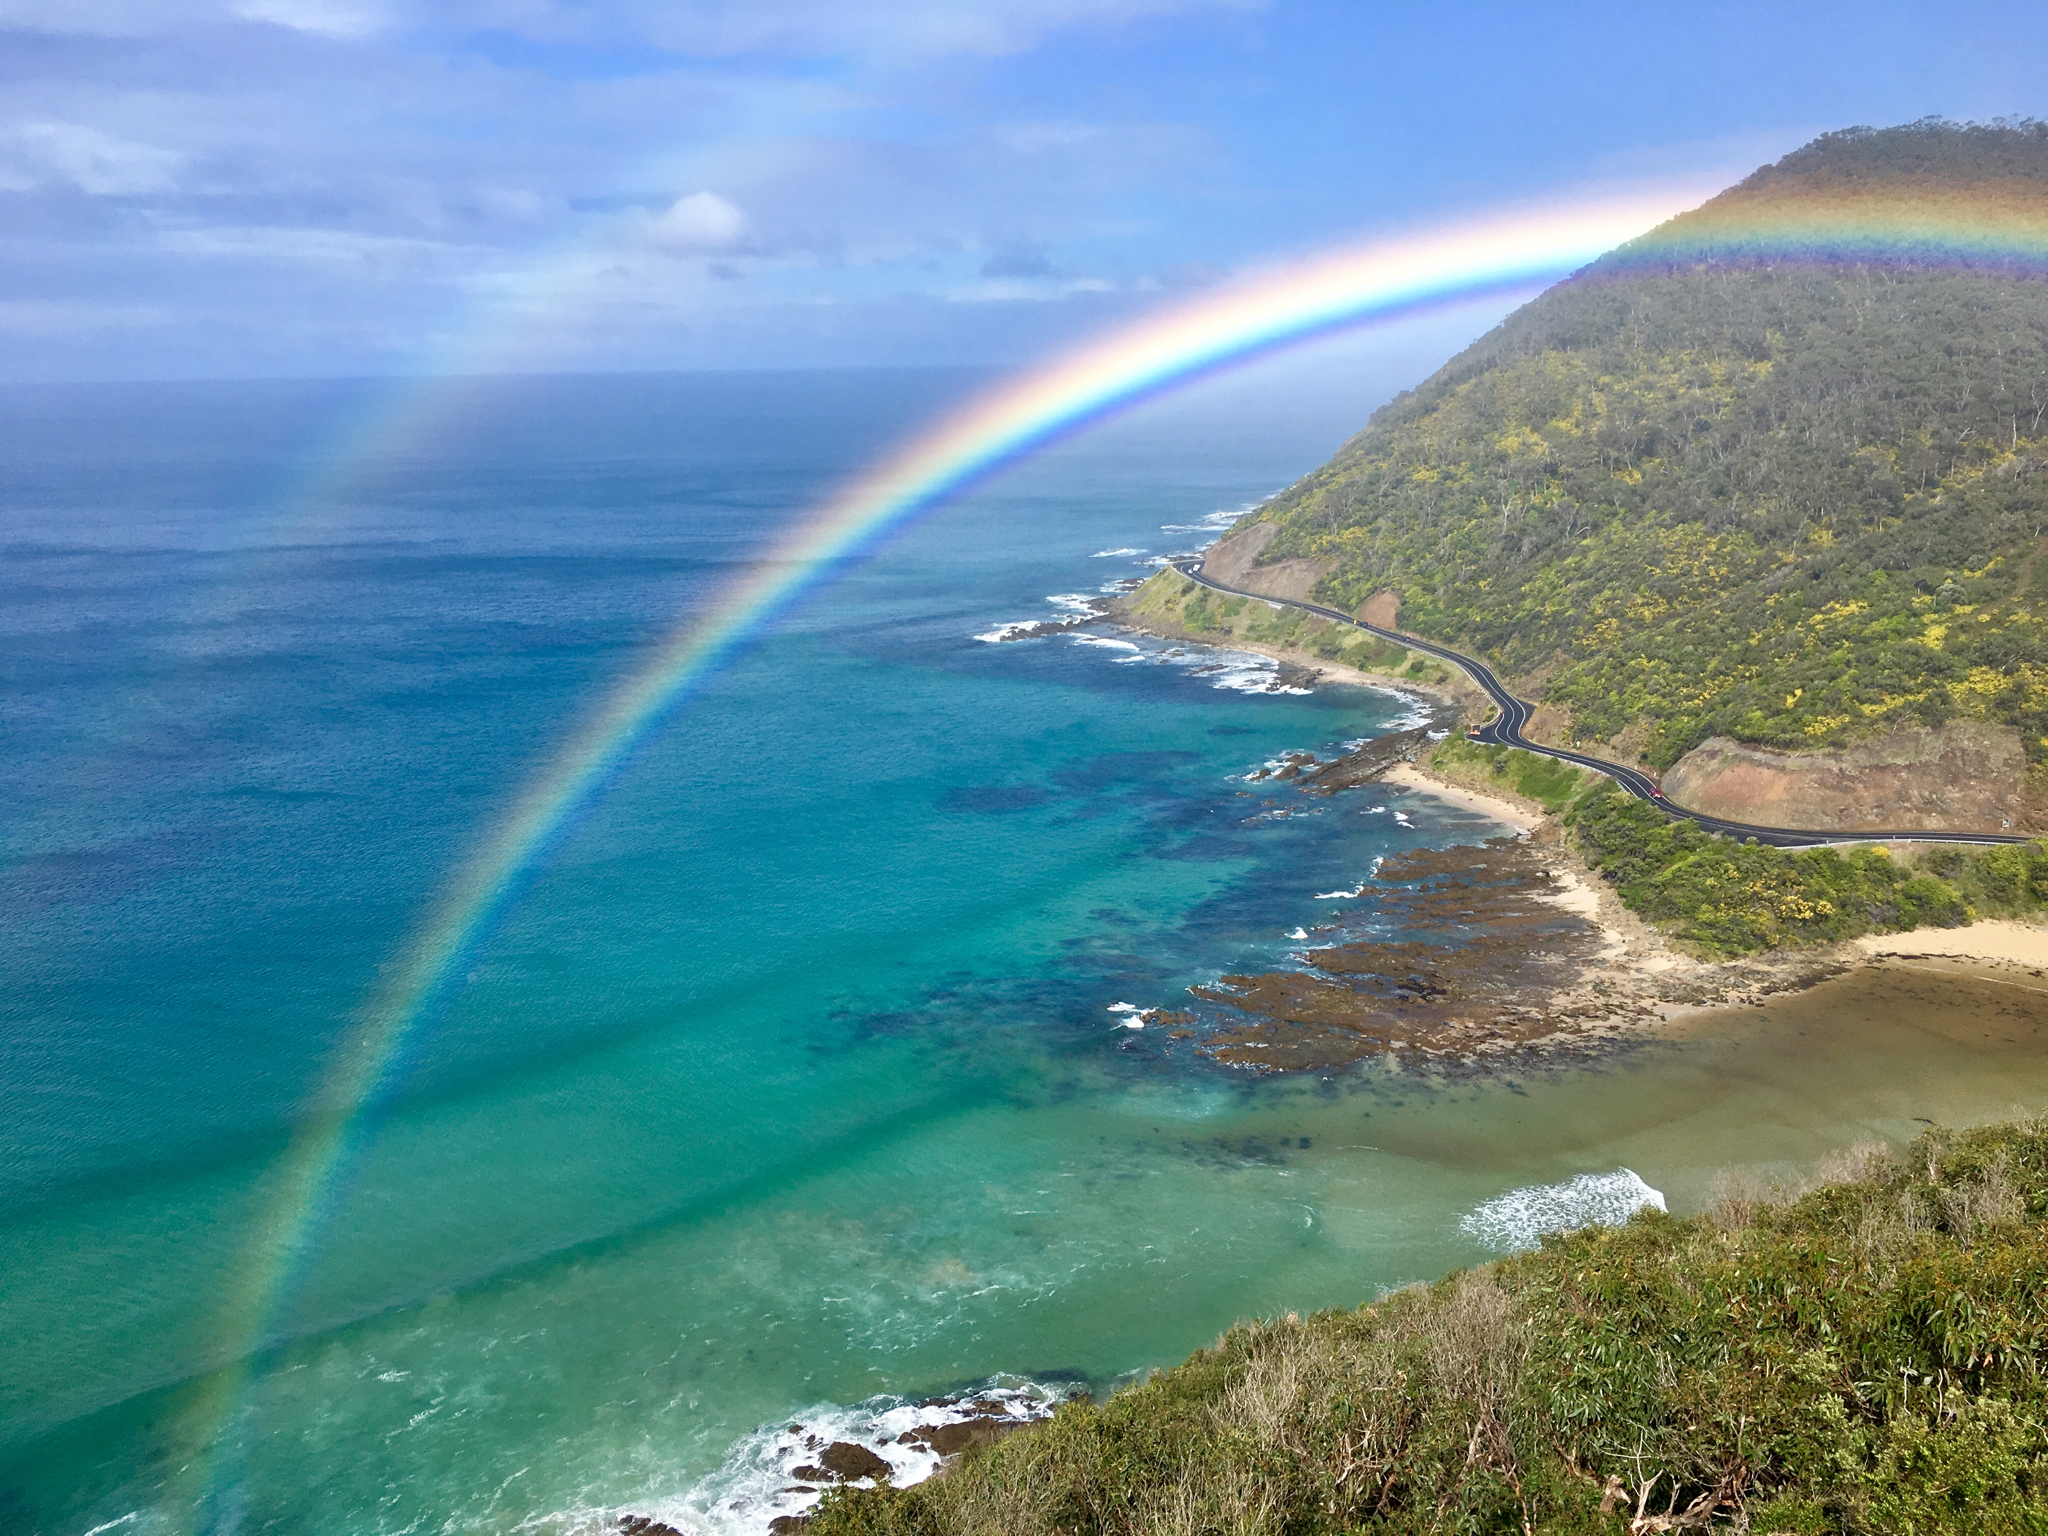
(809, 1117), (2048, 1535)
(1424, 739), (2048, 954)
(1564, 786), (2010, 954)
(1126, 575), (1460, 688)
(1425, 737), (1599, 816)
(1247, 120), (2048, 774)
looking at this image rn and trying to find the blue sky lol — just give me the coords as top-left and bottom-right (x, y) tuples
(4, 0), (2045, 381)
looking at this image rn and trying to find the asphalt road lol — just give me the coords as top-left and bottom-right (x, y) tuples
(1168, 559), (2032, 850)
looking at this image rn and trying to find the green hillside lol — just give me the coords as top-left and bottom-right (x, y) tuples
(1242, 120), (2048, 775)
(811, 1118), (2048, 1536)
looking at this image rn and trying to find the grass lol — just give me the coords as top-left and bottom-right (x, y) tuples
(1425, 737), (1599, 817)
(1127, 570), (1459, 688)
(809, 1118), (2048, 1536)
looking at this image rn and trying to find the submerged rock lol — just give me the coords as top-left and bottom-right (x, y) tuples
(1193, 841), (1619, 1073)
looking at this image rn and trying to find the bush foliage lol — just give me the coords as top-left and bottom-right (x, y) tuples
(1422, 740), (2048, 955)
(1425, 737), (1599, 816)
(810, 1119), (2048, 1536)
(1564, 783), (2048, 954)
(1128, 573), (1459, 686)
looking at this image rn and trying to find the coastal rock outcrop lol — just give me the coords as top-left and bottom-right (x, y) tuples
(1191, 841), (1624, 1072)
(1242, 727), (1436, 796)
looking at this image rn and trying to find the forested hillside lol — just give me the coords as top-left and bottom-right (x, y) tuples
(1250, 120), (2048, 776)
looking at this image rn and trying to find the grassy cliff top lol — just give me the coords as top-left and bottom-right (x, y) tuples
(811, 1116), (2048, 1535)
(1249, 120), (2048, 774)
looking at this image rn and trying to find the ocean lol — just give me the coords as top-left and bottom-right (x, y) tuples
(8, 367), (2048, 1536)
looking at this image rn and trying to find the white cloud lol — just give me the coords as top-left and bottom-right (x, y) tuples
(451, 0), (1261, 62)
(647, 191), (746, 252)
(0, 122), (183, 194)
(232, 0), (388, 37)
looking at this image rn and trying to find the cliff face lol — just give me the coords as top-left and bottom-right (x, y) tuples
(1665, 720), (2035, 834)
(1221, 119), (2048, 832)
(1197, 521), (1329, 602)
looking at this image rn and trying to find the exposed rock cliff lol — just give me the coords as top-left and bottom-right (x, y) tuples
(1664, 721), (2037, 834)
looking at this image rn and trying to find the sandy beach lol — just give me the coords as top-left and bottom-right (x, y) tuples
(1113, 602), (2048, 1073)
(1380, 758), (2048, 1050)
(1377, 762), (1535, 832)
(1853, 919), (2048, 968)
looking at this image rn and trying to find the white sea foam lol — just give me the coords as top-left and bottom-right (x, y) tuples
(1204, 657), (1309, 695)
(1459, 1171), (1666, 1253)
(1392, 811), (1413, 827)
(1107, 1003), (1149, 1028)
(1160, 509), (1246, 534)
(1314, 882), (1366, 900)
(1051, 620), (1309, 695)
(1046, 593), (1097, 613)
(1092, 547), (1144, 557)
(974, 620), (1042, 643)
(653, 1379), (1072, 1536)
(1287, 927), (1309, 940)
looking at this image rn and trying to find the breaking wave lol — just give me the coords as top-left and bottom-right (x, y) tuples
(1459, 1170), (1666, 1253)
(638, 1379), (1074, 1536)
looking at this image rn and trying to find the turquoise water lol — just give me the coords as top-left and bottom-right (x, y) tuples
(8, 368), (2048, 1536)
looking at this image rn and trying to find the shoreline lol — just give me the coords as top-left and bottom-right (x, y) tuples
(1111, 589), (2048, 1071)
(1108, 591), (1486, 718)
(1387, 757), (2048, 1047)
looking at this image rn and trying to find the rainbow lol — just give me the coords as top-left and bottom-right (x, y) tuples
(176, 176), (2048, 1524)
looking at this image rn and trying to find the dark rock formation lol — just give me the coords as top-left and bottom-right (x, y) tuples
(1296, 726), (1432, 794)
(817, 1441), (892, 1482)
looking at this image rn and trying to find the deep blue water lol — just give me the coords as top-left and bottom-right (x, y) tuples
(9, 368), (2043, 1536)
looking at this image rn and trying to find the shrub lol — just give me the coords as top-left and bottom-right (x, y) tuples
(810, 1118), (2048, 1536)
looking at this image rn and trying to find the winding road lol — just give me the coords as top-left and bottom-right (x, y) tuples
(1168, 559), (2032, 850)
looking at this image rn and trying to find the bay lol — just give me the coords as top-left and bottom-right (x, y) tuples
(6, 360), (2048, 1536)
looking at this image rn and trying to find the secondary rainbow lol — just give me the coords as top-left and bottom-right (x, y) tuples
(174, 178), (2048, 1526)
